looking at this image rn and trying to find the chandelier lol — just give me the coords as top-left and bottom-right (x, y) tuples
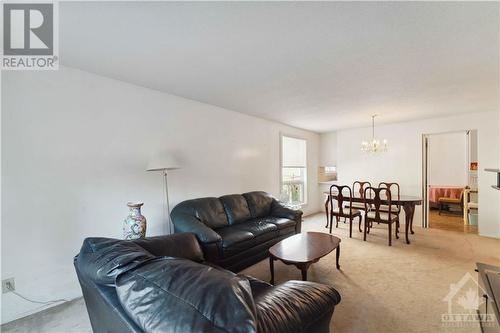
(361, 114), (388, 153)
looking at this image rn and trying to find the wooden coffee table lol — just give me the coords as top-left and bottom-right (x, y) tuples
(269, 232), (341, 283)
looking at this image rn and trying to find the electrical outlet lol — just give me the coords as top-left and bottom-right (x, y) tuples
(2, 278), (15, 293)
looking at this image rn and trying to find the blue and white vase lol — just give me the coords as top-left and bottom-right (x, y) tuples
(123, 202), (147, 240)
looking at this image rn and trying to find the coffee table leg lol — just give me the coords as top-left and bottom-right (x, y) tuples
(336, 245), (340, 270)
(269, 256), (275, 284)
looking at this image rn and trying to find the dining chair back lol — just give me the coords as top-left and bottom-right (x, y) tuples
(353, 181), (372, 198)
(364, 186), (393, 220)
(329, 184), (362, 237)
(378, 182), (401, 212)
(330, 184), (354, 216)
(350, 181), (372, 210)
(363, 186), (399, 246)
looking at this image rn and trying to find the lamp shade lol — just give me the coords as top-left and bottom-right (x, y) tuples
(146, 153), (180, 171)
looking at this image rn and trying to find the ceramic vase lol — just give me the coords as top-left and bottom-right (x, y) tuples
(123, 202), (147, 240)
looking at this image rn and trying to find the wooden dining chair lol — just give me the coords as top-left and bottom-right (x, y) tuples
(378, 182), (401, 234)
(342, 181), (372, 225)
(363, 186), (399, 246)
(329, 184), (362, 238)
(349, 181), (372, 211)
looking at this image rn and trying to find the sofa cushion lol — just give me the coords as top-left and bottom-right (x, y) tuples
(217, 220), (279, 258)
(243, 191), (273, 218)
(77, 238), (155, 286)
(216, 226), (261, 258)
(174, 198), (229, 229)
(116, 257), (257, 333)
(220, 194), (252, 225)
(217, 227), (255, 249)
(234, 220), (278, 243)
(255, 217), (296, 230)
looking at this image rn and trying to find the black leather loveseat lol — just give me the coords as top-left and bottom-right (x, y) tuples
(74, 233), (341, 333)
(171, 191), (302, 271)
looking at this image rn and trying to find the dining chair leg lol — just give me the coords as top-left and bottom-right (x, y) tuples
(395, 219), (399, 239)
(358, 215), (362, 232)
(388, 223), (392, 246)
(349, 217), (353, 238)
(335, 216), (339, 228)
(329, 214), (333, 234)
(363, 219), (368, 241)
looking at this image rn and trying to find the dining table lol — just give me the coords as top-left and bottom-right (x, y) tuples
(323, 191), (423, 244)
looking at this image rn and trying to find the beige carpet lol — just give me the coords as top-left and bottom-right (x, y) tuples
(241, 213), (500, 333)
(2, 213), (499, 333)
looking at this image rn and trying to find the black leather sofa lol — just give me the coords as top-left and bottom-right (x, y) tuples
(171, 191), (302, 272)
(74, 233), (341, 333)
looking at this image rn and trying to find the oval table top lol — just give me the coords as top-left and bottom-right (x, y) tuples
(324, 191), (423, 205)
(269, 232), (340, 264)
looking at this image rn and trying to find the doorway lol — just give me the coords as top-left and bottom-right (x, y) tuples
(422, 130), (478, 233)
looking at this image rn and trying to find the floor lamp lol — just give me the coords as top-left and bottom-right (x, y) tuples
(146, 155), (180, 234)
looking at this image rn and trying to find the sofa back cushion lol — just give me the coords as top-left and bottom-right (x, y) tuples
(172, 198), (229, 229)
(76, 238), (155, 286)
(116, 257), (257, 333)
(220, 194), (252, 225)
(243, 191), (274, 218)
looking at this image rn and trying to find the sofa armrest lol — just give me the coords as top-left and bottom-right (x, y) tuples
(254, 280), (340, 333)
(271, 199), (303, 221)
(171, 213), (222, 244)
(237, 274), (273, 298)
(133, 233), (204, 262)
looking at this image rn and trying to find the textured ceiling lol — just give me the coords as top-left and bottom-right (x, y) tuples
(60, 2), (499, 132)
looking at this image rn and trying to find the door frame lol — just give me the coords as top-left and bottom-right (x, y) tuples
(421, 130), (472, 228)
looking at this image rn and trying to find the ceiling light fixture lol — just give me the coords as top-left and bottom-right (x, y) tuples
(361, 114), (388, 153)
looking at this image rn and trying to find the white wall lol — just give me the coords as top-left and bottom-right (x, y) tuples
(1, 66), (321, 323)
(428, 132), (468, 186)
(498, 111), (500, 215)
(319, 111), (500, 238)
(319, 131), (337, 167)
(470, 130), (478, 162)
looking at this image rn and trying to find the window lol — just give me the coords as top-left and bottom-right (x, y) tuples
(281, 135), (307, 205)
(324, 166), (337, 174)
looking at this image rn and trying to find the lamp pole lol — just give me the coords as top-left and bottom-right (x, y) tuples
(146, 154), (180, 235)
(163, 169), (172, 234)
